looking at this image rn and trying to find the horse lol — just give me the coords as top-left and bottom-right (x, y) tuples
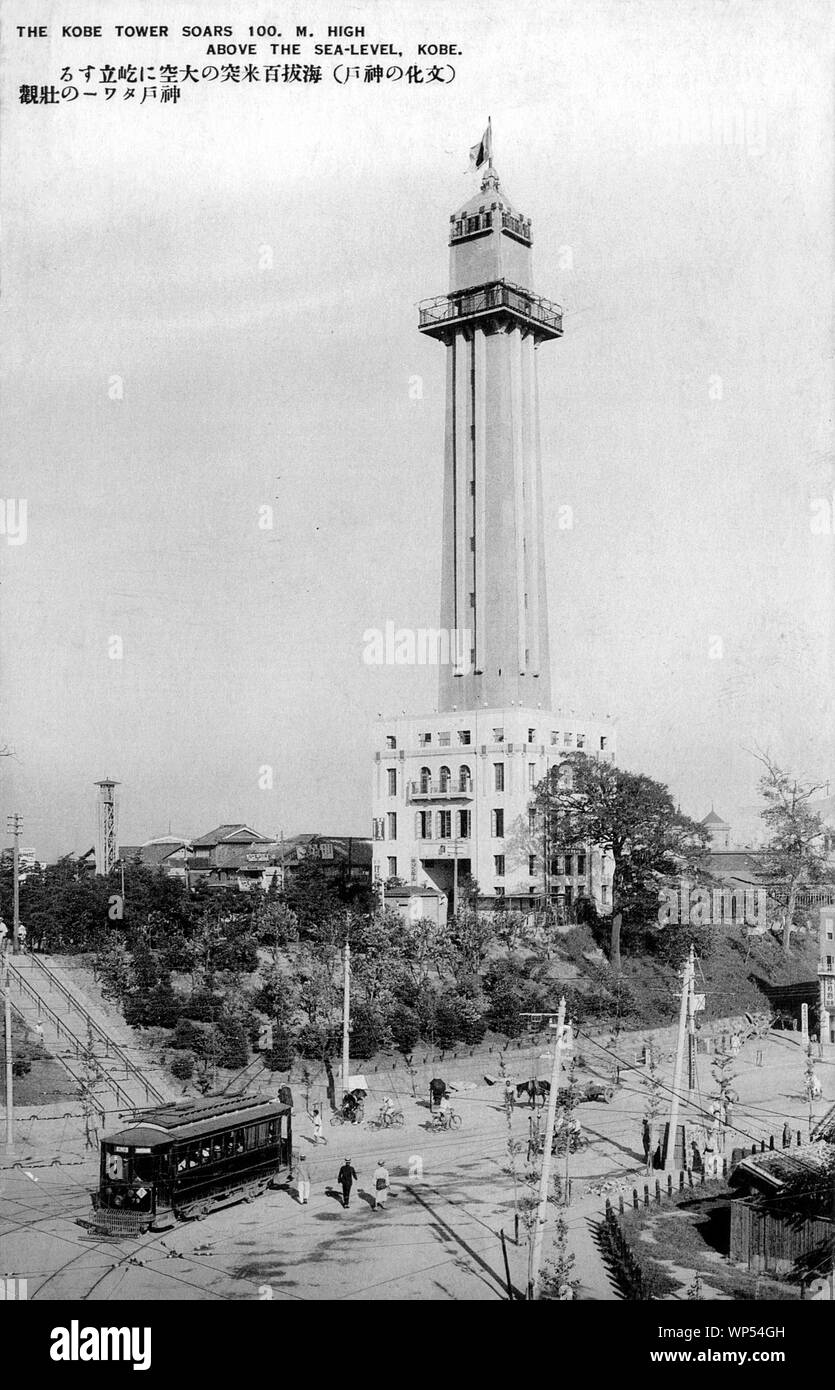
(516, 1078), (551, 1107)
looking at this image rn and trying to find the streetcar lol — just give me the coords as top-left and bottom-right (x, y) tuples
(82, 1094), (293, 1236)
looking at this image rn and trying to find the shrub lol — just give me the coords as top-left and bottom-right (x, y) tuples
(171, 1018), (212, 1054)
(181, 988), (224, 1022)
(389, 1003), (421, 1055)
(216, 1017), (248, 1070)
(349, 1004), (390, 1059)
(170, 1051), (195, 1081)
(265, 1028), (295, 1072)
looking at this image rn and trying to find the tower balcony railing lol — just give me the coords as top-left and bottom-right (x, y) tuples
(408, 780), (473, 802)
(418, 279), (562, 341)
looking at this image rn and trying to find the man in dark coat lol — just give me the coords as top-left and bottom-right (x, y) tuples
(429, 1078), (447, 1113)
(337, 1158), (357, 1209)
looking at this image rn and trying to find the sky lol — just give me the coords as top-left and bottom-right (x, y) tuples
(1, 0), (833, 859)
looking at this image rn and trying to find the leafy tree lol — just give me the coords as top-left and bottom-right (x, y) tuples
(755, 751), (830, 953)
(532, 756), (709, 970)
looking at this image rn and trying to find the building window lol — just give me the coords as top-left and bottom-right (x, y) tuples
(600, 736), (607, 751)
(458, 810), (471, 839)
(438, 810), (452, 839)
(387, 857), (397, 878)
(576, 852), (586, 877)
(492, 727), (504, 743)
(494, 855), (505, 877)
(458, 729), (471, 745)
(492, 809), (504, 838)
(387, 768), (397, 796)
(439, 765), (451, 792)
(564, 732), (573, 747)
(494, 763), (505, 792)
(419, 766), (431, 793)
(564, 885), (573, 906)
(550, 856), (563, 876)
(386, 735), (397, 750)
(459, 765), (471, 792)
(387, 812), (397, 840)
(528, 727), (536, 743)
(601, 884), (609, 905)
(469, 592), (475, 608)
(373, 818), (385, 841)
(528, 854), (536, 875)
(551, 731), (559, 745)
(415, 811), (431, 840)
(494, 886), (505, 898)
(438, 731), (451, 747)
(420, 732), (431, 746)
(529, 809), (537, 834)
(528, 762), (536, 789)
(577, 733), (586, 750)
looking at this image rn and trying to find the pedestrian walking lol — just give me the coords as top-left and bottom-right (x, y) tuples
(311, 1105), (326, 1145)
(337, 1157), (357, 1209)
(17, 923), (27, 951)
(782, 1120), (792, 1149)
(372, 1159), (390, 1212)
(503, 1077), (515, 1111)
(295, 1151), (311, 1205)
(641, 1117), (651, 1164)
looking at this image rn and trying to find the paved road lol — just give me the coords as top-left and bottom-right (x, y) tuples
(2, 1031), (831, 1300)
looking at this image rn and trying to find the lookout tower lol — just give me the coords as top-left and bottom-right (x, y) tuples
(418, 159), (563, 712)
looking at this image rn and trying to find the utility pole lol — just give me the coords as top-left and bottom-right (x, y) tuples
(664, 944), (694, 1171)
(6, 814), (22, 954)
(3, 957), (14, 1153)
(341, 925), (351, 1102)
(527, 996), (567, 1299)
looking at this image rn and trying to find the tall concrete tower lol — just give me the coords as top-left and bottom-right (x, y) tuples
(418, 160), (563, 712)
(94, 778), (120, 876)
(371, 143), (615, 918)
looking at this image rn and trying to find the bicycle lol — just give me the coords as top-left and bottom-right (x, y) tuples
(430, 1109), (462, 1132)
(366, 1107), (405, 1130)
(330, 1105), (365, 1127)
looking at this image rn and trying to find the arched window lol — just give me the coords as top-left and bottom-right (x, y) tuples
(458, 764), (471, 792)
(439, 765), (451, 792)
(558, 762), (574, 790)
(419, 766), (431, 793)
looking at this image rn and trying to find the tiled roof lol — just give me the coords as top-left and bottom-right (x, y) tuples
(119, 842), (187, 867)
(702, 810), (730, 827)
(191, 823), (270, 847)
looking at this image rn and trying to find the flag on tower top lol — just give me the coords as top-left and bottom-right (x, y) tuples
(469, 119), (493, 171)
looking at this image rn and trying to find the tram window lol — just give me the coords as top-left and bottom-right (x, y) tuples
(234, 1130), (246, 1154)
(223, 1131), (235, 1158)
(199, 1143), (211, 1165)
(245, 1125), (257, 1150)
(255, 1122), (267, 1147)
(175, 1150), (188, 1173)
(211, 1140), (223, 1162)
(267, 1120), (277, 1144)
